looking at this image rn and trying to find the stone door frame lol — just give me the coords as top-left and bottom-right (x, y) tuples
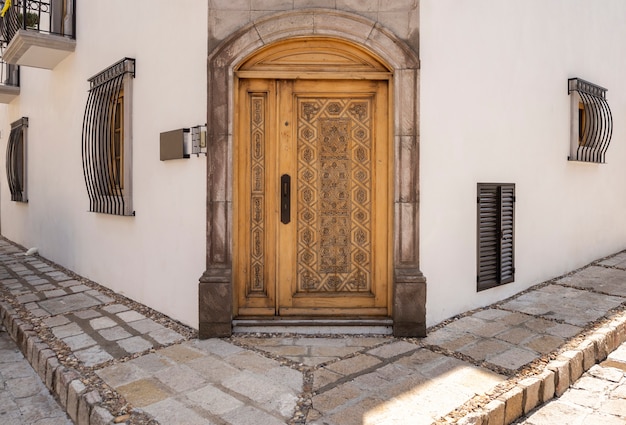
(199, 9), (426, 338)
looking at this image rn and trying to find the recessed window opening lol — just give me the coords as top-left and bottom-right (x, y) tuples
(568, 78), (612, 163)
(6, 117), (28, 202)
(81, 58), (135, 216)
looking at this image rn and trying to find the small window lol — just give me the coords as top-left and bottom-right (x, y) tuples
(81, 58), (135, 216)
(568, 78), (613, 163)
(477, 183), (515, 291)
(6, 117), (28, 202)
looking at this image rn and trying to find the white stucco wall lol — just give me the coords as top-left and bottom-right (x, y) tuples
(2, 0), (626, 332)
(420, 0), (626, 326)
(0, 0), (208, 328)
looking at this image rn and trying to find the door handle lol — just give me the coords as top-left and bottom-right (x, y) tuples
(281, 174), (291, 224)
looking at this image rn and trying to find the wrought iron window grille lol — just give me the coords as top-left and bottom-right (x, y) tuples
(568, 78), (613, 164)
(6, 116), (28, 202)
(0, 0), (76, 44)
(82, 58), (135, 216)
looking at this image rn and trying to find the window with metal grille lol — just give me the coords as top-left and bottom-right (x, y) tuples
(81, 58), (134, 216)
(477, 183), (515, 291)
(568, 78), (613, 163)
(6, 117), (28, 202)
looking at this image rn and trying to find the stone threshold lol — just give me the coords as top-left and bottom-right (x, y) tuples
(232, 318), (394, 335)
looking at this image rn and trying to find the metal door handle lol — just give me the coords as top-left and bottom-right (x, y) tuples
(281, 174), (291, 224)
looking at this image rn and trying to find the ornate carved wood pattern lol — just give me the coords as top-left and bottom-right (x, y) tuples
(249, 94), (266, 294)
(296, 97), (373, 293)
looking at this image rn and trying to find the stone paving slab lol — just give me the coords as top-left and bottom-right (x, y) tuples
(422, 308), (582, 372)
(500, 284), (625, 326)
(556, 265), (626, 297)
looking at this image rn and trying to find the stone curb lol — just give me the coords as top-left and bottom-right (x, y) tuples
(0, 301), (115, 425)
(458, 315), (626, 425)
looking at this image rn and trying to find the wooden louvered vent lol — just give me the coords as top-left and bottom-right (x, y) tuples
(477, 183), (515, 291)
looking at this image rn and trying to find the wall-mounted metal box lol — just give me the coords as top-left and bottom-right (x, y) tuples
(160, 125), (207, 161)
(160, 128), (189, 161)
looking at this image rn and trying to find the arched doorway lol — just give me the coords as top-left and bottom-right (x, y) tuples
(234, 38), (392, 318)
(199, 10), (425, 337)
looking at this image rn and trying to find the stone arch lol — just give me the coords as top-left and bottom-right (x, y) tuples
(200, 9), (425, 338)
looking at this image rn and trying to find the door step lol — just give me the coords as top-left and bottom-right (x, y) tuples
(232, 318), (393, 335)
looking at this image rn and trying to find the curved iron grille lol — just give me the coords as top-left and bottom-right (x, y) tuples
(568, 78), (613, 163)
(81, 58), (134, 215)
(6, 117), (28, 202)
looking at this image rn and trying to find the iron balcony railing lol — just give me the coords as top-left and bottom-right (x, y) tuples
(0, 0), (75, 44)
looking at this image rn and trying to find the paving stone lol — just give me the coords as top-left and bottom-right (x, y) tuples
(72, 309), (101, 320)
(313, 368), (344, 391)
(117, 336), (153, 354)
(524, 400), (590, 424)
(6, 375), (45, 398)
(43, 316), (70, 328)
(588, 364), (624, 382)
(187, 383), (244, 415)
(128, 353), (174, 374)
(116, 378), (171, 408)
(74, 346), (114, 367)
(52, 321), (83, 339)
(159, 343), (205, 363)
(227, 350), (283, 373)
(57, 279), (81, 288)
(149, 327), (184, 345)
(523, 334), (564, 354)
(458, 339), (511, 362)
(186, 356), (241, 382)
(501, 285), (625, 326)
(43, 289), (67, 298)
(16, 293), (40, 303)
(557, 266), (626, 297)
(489, 346), (539, 371)
(325, 353), (381, 376)
(222, 371), (298, 418)
(116, 310), (146, 322)
(63, 333), (96, 351)
(69, 284), (91, 293)
(222, 405), (286, 425)
(366, 341), (418, 358)
(98, 325), (132, 341)
(102, 304), (129, 314)
(38, 293), (102, 315)
(97, 363), (150, 388)
(143, 397), (214, 425)
(128, 318), (163, 333)
(193, 338), (245, 358)
(154, 364), (207, 393)
(89, 316), (117, 330)
(496, 327), (536, 344)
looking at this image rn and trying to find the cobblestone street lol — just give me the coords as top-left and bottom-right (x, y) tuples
(0, 325), (72, 424)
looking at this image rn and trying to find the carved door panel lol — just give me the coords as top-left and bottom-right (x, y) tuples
(235, 79), (391, 317)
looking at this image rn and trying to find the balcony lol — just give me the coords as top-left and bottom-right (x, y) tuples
(0, 0), (75, 70)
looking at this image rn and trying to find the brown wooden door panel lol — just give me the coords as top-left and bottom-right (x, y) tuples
(235, 78), (391, 317)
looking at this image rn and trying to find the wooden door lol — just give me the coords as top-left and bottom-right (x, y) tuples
(235, 78), (391, 317)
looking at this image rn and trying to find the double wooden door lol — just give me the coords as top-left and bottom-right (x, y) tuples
(234, 78), (391, 317)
